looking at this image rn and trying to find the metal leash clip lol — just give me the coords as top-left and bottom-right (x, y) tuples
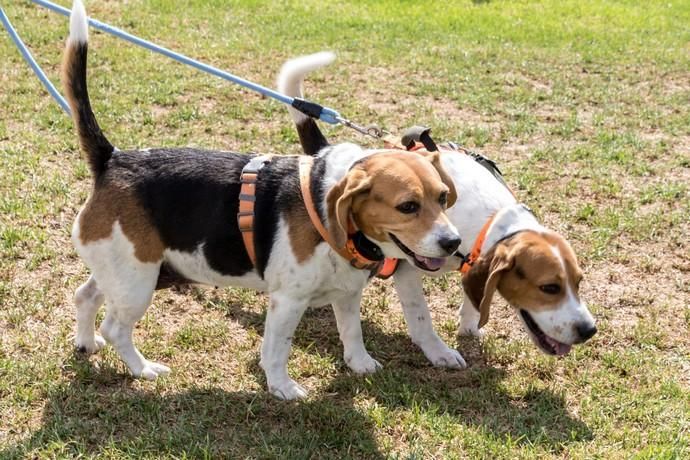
(336, 116), (389, 140)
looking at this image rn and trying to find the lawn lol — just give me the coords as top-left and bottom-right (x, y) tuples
(1, 0), (688, 458)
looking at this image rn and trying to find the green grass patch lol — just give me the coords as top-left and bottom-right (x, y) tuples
(1, 0), (688, 458)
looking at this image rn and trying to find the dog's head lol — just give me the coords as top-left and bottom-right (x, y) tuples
(462, 230), (596, 355)
(327, 150), (460, 271)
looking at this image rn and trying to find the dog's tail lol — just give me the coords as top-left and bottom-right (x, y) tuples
(277, 52), (335, 156)
(62, 0), (114, 179)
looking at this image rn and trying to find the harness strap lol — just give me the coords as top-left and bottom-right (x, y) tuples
(298, 156), (389, 272)
(238, 155), (274, 266)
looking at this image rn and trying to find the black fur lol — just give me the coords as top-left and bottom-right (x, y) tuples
(309, 152), (329, 222)
(105, 148), (255, 277)
(254, 154), (328, 275)
(64, 43), (114, 178)
(254, 155), (315, 276)
(297, 118), (329, 156)
(104, 149), (326, 280)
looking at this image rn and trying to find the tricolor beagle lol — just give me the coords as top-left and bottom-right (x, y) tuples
(278, 52), (597, 368)
(63, 1), (460, 400)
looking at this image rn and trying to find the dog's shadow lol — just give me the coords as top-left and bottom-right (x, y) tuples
(2, 302), (592, 458)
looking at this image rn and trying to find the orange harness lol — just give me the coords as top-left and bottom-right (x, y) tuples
(238, 155), (274, 265)
(238, 155), (397, 278)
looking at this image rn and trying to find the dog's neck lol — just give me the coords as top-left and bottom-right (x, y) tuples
(315, 142), (373, 218)
(482, 203), (546, 251)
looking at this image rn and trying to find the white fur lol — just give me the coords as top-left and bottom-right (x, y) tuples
(277, 51), (336, 124)
(69, 0), (88, 45)
(279, 52), (597, 364)
(72, 135), (455, 400)
(164, 246), (266, 291)
(69, 5), (460, 400)
(393, 262), (466, 368)
(73, 222), (168, 380)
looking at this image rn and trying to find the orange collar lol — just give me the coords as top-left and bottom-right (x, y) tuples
(458, 213), (496, 274)
(298, 156), (395, 273)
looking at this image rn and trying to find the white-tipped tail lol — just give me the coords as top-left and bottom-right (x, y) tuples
(278, 51), (336, 123)
(69, 0), (88, 44)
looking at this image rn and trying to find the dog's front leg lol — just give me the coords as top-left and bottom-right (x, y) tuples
(260, 293), (309, 400)
(458, 294), (484, 337)
(393, 262), (467, 369)
(332, 292), (382, 374)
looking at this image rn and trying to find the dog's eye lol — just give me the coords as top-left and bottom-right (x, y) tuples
(396, 201), (420, 214)
(439, 192), (448, 208)
(539, 284), (561, 295)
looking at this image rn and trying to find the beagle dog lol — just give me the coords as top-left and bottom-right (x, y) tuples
(278, 52), (597, 368)
(63, 1), (461, 400)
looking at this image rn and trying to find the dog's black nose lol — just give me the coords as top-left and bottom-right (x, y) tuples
(576, 322), (597, 342)
(439, 236), (461, 255)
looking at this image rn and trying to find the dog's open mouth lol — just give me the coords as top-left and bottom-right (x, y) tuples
(389, 233), (445, 272)
(519, 310), (572, 356)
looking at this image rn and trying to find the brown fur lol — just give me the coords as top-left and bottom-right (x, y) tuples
(462, 231), (582, 326)
(79, 183), (165, 263)
(61, 42), (90, 157)
(327, 151), (455, 250)
(285, 205), (322, 263)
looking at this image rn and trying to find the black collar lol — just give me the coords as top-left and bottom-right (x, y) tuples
(350, 231), (384, 261)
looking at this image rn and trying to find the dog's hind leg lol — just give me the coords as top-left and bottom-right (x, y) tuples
(97, 262), (168, 380)
(74, 275), (106, 354)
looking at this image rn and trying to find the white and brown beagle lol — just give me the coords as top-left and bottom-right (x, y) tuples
(278, 52), (597, 367)
(63, 1), (461, 400)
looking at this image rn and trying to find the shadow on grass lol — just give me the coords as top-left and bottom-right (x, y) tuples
(2, 305), (592, 458)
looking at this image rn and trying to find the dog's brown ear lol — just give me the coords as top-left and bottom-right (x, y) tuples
(326, 168), (371, 248)
(419, 151), (457, 208)
(462, 243), (513, 328)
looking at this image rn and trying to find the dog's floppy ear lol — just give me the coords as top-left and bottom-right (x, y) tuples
(326, 168), (371, 248)
(462, 243), (513, 328)
(419, 151), (457, 208)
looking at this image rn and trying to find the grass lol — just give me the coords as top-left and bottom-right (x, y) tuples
(1, 0), (689, 458)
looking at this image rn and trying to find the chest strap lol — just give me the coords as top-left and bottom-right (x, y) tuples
(238, 155), (274, 266)
(298, 156), (396, 274)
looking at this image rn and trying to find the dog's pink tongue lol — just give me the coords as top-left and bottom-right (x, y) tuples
(545, 336), (572, 356)
(415, 255), (445, 270)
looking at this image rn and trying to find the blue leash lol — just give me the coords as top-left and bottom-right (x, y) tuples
(0, 5), (71, 114)
(3, 0), (383, 137)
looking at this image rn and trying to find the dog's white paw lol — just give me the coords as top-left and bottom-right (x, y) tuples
(75, 334), (106, 354)
(458, 323), (485, 338)
(137, 361), (171, 381)
(346, 353), (382, 374)
(420, 341), (467, 369)
(269, 379), (308, 400)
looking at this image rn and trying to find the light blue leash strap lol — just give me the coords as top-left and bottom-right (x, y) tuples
(29, 0), (346, 126)
(0, 5), (71, 114)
